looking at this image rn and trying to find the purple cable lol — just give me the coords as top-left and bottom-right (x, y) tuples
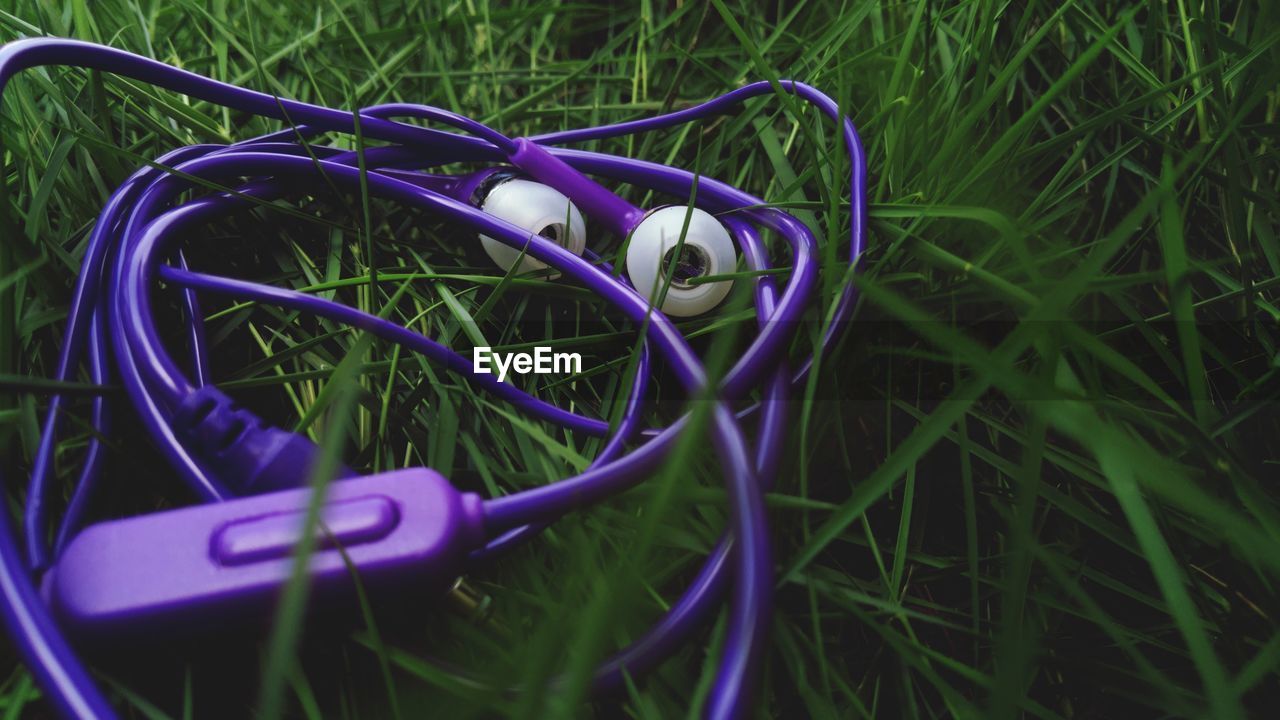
(113, 150), (771, 720)
(0, 473), (116, 719)
(581, 216), (792, 699)
(111, 147), (819, 510)
(110, 128), (788, 717)
(24, 143), (233, 571)
(110, 147), (783, 717)
(0, 37), (868, 720)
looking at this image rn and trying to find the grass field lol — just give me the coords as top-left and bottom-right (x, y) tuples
(2, 0), (1280, 717)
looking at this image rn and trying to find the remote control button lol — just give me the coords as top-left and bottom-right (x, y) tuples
(213, 495), (399, 566)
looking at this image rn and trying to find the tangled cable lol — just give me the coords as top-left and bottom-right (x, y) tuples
(0, 38), (867, 720)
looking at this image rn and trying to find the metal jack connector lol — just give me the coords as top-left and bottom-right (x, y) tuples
(446, 577), (507, 636)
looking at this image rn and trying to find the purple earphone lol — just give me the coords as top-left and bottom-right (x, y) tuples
(0, 37), (868, 720)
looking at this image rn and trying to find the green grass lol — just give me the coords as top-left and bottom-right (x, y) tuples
(3, 0), (1280, 717)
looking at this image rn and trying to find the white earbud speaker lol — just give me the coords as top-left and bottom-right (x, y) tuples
(479, 178), (587, 277)
(625, 206), (737, 317)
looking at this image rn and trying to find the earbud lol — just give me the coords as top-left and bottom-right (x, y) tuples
(477, 178), (586, 277)
(625, 206), (737, 317)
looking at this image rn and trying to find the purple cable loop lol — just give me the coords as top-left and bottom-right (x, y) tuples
(101, 146), (776, 716)
(112, 151), (754, 505)
(116, 151), (769, 720)
(115, 151), (788, 717)
(112, 144), (821, 506)
(0, 37), (868, 720)
(28, 146), (435, 556)
(24, 143), (233, 571)
(223, 98), (851, 420)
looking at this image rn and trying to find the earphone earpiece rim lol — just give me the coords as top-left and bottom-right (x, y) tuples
(478, 178), (588, 277)
(624, 205), (737, 317)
